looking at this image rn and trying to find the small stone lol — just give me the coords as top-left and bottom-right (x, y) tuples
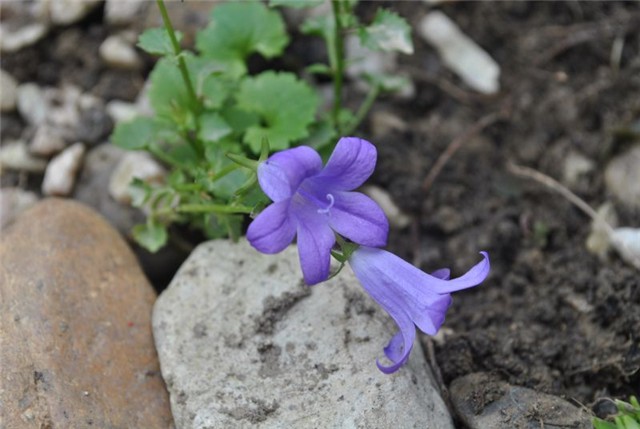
(100, 34), (143, 70)
(49, 0), (101, 25)
(0, 69), (18, 112)
(610, 227), (640, 271)
(0, 188), (39, 230)
(419, 11), (500, 94)
(75, 101), (113, 146)
(109, 151), (166, 205)
(29, 124), (68, 157)
(0, 199), (173, 428)
(105, 0), (149, 26)
(45, 85), (81, 130)
(370, 110), (409, 139)
(153, 240), (454, 429)
(0, 1), (49, 53)
(362, 185), (411, 229)
(16, 83), (49, 126)
(586, 202), (618, 259)
(42, 143), (86, 196)
(605, 144), (640, 210)
(0, 140), (47, 173)
(450, 373), (591, 429)
(563, 151), (594, 188)
(106, 100), (139, 123)
(73, 144), (143, 234)
(0, 21), (49, 53)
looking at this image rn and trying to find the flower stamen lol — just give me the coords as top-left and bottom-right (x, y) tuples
(317, 193), (335, 214)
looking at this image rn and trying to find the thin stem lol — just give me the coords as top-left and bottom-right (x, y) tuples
(156, 0), (199, 113)
(331, 0), (345, 132)
(344, 84), (380, 135)
(148, 144), (189, 170)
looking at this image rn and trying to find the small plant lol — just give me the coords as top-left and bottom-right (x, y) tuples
(593, 397), (640, 429)
(111, 0), (413, 252)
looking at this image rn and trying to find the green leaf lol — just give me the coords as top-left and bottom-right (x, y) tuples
(270, 0), (324, 8)
(359, 9), (413, 55)
(132, 220), (168, 253)
(306, 63), (333, 76)
(196, 1), (288, 76)
(128, 178), (152, 207)
(137, 28), (183, 56)
(198, 112), (232, 143)
(236, 71), (318, 152)
(112, 117), (163, 150)
(148, 56), (193, 122)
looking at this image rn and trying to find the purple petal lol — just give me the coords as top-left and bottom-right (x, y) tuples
(348, 249), (416, 373)
(294, 207), (335, 285)
(431, 268), (451, 280)
(315, 137), (377, 191)
(247, 200), (296, 254)
(377, 308), (415, 374)
(258, 146), (322, 202)
(327, 191), (389, 247)
(430, 252), (490, 293)
(349, 247), (474, 335)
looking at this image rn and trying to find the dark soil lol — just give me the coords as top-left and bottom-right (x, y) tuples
(369, 0), (640, 409)
(2, 0), (639, 423)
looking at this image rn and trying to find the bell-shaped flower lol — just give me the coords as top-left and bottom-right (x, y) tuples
(247, 137), (389, 285)
(348, 247), (490, 373)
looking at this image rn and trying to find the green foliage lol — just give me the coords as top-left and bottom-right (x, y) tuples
(358, 9), (413, 55)
(138, 28), (183, 56)
(236, 72), (318, 152)
(196, 1), (289, 76)
(593, 397), (640, 429)
(110, 0), (413, 251)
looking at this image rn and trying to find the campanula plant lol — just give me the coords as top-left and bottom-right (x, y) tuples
(247, 137), (490, 373)
(110, 0), (414, 252)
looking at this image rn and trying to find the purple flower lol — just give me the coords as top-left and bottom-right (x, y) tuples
(247, 137), (389, 285)
(348, 247), (490, 373)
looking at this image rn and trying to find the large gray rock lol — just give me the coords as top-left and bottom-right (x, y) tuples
(153, 240), (454, 429)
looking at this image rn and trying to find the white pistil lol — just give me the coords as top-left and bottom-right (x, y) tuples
(317, 193), (335, 214)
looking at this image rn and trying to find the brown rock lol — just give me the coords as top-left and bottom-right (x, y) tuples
(0, 199), (174, 428)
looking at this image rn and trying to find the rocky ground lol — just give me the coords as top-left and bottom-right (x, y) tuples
(1, 1), (638, 428)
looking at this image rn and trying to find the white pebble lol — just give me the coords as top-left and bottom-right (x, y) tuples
(109, 152), (166, 204)
(49, 0), (101, 26)
(42, 143), (86, 196)
(99, 35), (142, 70)
(0, 69), (18, 112)
(0, 23), (49, 53)
(29, 124), (68, 157)
(419, 11), (500, 94)
(17, 83), (49, 126)
(0, 140), (48, 173)
(105, 0), (147, 26)
(106, 100), (139, 124)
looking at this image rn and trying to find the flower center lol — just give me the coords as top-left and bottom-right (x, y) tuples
(317, 193), (335, 214)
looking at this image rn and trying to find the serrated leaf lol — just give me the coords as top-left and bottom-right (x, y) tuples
(196, 1), (288, 76)
(133, 220), (168, 253)
(198, 112), (232, 143)
(270, 0), (324, 8)
(235, 71), (318, 153)
(137, 28), (183, 56)
(359, 9), (413, 55)
(112, 117), (161, 150)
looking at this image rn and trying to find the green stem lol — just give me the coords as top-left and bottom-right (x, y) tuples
(156, 0), (199, 113)
(148, 144), (189, 170)
(330, 0), (345, 133)
(344, 84), (381, 135)
(156, 0), (204, 158)
(176, 204), (253, 214)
